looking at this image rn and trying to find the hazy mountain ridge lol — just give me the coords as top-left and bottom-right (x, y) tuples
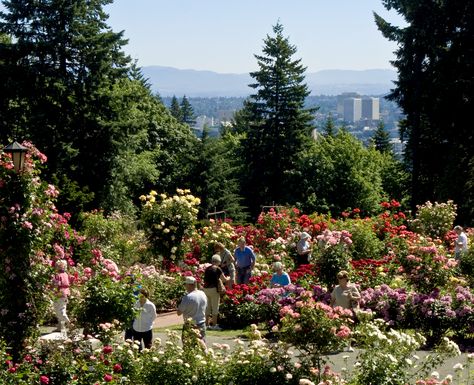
(142, 66), (397, 97)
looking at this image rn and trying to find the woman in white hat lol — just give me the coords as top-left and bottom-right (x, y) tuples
(296, 231), (312, 267)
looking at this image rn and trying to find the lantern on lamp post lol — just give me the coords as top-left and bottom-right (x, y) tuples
(3, 141), (28, 173)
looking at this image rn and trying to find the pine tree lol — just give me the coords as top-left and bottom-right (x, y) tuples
(180, 95), (196, 126)
(375, 1), (474, 222)
(323, 114), (336, 137)
(371, 121), (392, 153)
(169, 95), (182, 121)
(238, 23), (315, 215)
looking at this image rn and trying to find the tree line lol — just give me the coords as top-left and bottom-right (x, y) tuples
(0, 0), (472, 224)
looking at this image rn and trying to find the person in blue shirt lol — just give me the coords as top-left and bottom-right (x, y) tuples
(234, 237), (256, 284)
(270, 262), (291, 288)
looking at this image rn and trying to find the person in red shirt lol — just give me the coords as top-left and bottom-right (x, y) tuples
(52, 259), (71, 332)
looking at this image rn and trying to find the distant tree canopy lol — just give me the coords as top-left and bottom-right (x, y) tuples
(236, 23), (316, 215)
(375, 0), (474, 224)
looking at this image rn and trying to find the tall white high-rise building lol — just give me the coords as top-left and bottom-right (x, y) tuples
(362, 97), (380, 120)
(337, 92), (360, 114)
(343, 98), (362, 122)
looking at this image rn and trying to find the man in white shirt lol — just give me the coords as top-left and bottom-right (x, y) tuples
(454, 225), (468, 260)
(132, 289), (157, 349)
(177, 276), (208, 341)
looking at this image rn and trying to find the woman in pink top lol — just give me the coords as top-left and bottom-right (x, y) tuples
(52, 259), (71, 332)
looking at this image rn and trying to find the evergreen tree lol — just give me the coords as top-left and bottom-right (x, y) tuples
(323, 114), (336, 137)
(190, 126), (247, 221)
(238, 23), (315, 215)
(180, 95), (196, 126)
(371, 120), (392, 153)
(375, 1), (474, 223)
(169, 95), (182, 121)
(0, 0), (130, 213)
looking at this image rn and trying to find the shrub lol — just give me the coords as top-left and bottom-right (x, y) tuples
(411, 200), (457, 239)
(140, 189), (200, 263)
(78, 210), (147, 266)
(313, 229), (353, 288)
(343, 219), (385, 261)
(75, 274), (136, 335)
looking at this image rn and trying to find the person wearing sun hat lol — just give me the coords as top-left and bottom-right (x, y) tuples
(296, 231), (312, 267)
(177, 276), (208, 341)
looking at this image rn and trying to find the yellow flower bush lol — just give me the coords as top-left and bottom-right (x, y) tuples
(140, 189), (200, 263)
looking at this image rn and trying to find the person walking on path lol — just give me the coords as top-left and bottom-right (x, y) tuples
(214, 242), (235, 288)
(454, 225), (468, 260)
(132, 289), (157, 350)
(234, 237), (256, 284)
(296, 231), (312, 267)
(52, 259), (71, 332)
(177, 276), (208, 342)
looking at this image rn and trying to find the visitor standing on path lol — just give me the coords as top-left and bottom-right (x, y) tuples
(234, 237), (256, 284)
(132, 289), (157, 350)
(177, 276), (208, 342)
(52, 259), (71, 332)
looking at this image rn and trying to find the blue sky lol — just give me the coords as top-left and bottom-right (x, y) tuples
(105, 0), (406, 73)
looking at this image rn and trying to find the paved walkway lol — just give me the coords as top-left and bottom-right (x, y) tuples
(154, 311), (183, 329)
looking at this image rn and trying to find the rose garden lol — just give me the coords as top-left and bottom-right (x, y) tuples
(0, 143), (473, 385)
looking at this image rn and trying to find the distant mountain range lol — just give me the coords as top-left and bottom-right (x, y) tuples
(141, 66), (397, 97)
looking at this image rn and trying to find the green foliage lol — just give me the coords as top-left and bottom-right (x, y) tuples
(0, 0), (131, 212)
(343, 220), (385, 261)
(313, 229), (353, 288)
(75, 274), (136, 335)
(191, 127), (247, 221)
(410, 200), (457, 239)
(296, 130), (385, 216)
(375, 1), (474, 224)
(78, 210), (147, 266)
(139, 189), (200, 263)
(237, 22), (316, 215)
(459, 247), (474, 286)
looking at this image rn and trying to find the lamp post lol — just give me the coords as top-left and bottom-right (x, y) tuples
(3, 141), (28, 173)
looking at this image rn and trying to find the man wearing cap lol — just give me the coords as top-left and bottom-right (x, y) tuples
(296, 231), (312, 267)
(234, 237), (256, 284)
(177, 276), (208, 341)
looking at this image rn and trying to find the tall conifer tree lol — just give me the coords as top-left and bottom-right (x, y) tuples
(0, 0), (130, 212)
(238, 23), (315, 215)
(375, 0), (474, 222)
(169, 95), (182, 121)
(180, 95), (196, 126)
